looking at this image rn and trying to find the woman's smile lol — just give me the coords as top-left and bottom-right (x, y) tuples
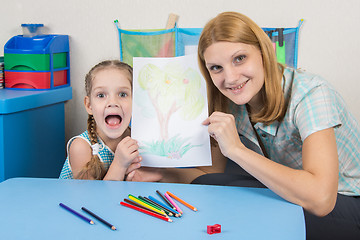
(229, 79), (250, 91)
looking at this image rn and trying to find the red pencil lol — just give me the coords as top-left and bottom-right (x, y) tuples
(120, 201), (172, 222)
(123, 199), (166, 217)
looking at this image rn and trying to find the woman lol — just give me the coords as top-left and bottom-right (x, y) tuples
(196, 11), (360, 239)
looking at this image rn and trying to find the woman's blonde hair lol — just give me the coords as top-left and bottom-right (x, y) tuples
(197, 12), (286, 124)
(76, 60), (133, 180)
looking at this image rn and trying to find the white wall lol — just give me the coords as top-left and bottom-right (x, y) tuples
(1, 0), (360, 142)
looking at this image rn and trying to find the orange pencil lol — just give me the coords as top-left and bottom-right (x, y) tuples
(166, 191), (198, 211)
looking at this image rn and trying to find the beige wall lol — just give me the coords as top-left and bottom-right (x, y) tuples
(1, 0), (360, 142)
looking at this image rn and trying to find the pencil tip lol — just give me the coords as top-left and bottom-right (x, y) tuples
(111, 226), (117, 230)
(90, 221), (95, 225)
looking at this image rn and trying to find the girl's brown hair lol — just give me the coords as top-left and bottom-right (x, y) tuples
(197, 12), (286, 124)
(76, 60), (133, 180)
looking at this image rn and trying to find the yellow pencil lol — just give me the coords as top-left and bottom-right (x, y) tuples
(128, 194), (167, 217)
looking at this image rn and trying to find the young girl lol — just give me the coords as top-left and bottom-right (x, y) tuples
(59, 60), (141, 180)
(195, 12), (360, 238)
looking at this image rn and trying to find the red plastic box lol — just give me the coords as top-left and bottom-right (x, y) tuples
(5, 70), (67, 89)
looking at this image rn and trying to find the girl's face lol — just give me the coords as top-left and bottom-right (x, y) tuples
(84, 68), (132, 142)
(203, 41), (265, 112)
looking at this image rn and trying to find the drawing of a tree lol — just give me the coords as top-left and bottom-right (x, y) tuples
(137, 62), (205, 159)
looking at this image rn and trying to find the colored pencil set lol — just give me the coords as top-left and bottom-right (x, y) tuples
(120, 190), (198, 222)
(59, 190), (197, 227)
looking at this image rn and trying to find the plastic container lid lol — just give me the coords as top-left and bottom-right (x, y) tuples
(4, 34), (69, 54)
(21, 24), (44, 37)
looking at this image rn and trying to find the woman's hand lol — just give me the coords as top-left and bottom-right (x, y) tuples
(202, 111), (244, 158)
(126, 167), (163, 182)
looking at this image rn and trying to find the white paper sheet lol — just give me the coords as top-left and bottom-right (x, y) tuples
(131, 54), (212, 167)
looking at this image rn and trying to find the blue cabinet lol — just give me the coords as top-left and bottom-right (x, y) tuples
(0, 87), (72, 181)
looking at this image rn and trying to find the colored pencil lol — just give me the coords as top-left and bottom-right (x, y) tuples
(120, 201), (172, 222)
(81, 207), (116, 230)
(128, 194), (167, 217)
(148, 196), (181, 217)
(166, 191), (198, 211)
(138, 196), (169, 215)
(156, 190), (176, 210)
(59, 203), (94, 225)
(141, 196), (174, 217)
(124, 199), (166, 217)
(165, 193), (183, 214)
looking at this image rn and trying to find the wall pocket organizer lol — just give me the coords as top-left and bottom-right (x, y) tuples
(115, 19), (303, 68)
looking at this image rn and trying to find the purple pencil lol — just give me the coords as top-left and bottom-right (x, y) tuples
(59, 203), (94, 225)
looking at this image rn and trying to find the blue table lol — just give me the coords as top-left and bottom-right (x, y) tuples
(0, 87), (72, 181)
(0, 178), (305, 239)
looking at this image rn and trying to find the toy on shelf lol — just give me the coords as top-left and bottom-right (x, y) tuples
(4, 24), (70, 90)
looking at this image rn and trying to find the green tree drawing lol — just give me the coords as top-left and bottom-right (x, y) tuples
(137, 62), (205, 159)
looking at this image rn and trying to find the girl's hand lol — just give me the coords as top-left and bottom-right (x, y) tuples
(114, 136), (141, 169)
(125, 161), (142, 177)
(202, 111), (244, 158)
(104, 137), (142, 181)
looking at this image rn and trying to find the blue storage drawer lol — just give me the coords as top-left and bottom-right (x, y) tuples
(0, 87), (72, 181)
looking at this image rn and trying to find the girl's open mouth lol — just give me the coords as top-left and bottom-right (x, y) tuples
(105, 115), (122, 127)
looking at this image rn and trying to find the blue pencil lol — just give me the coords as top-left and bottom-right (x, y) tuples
(148, 196), (181, 217)
(59, 203), (94, 225)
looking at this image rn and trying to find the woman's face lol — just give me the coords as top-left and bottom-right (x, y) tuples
(203, 41), (265, 112)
